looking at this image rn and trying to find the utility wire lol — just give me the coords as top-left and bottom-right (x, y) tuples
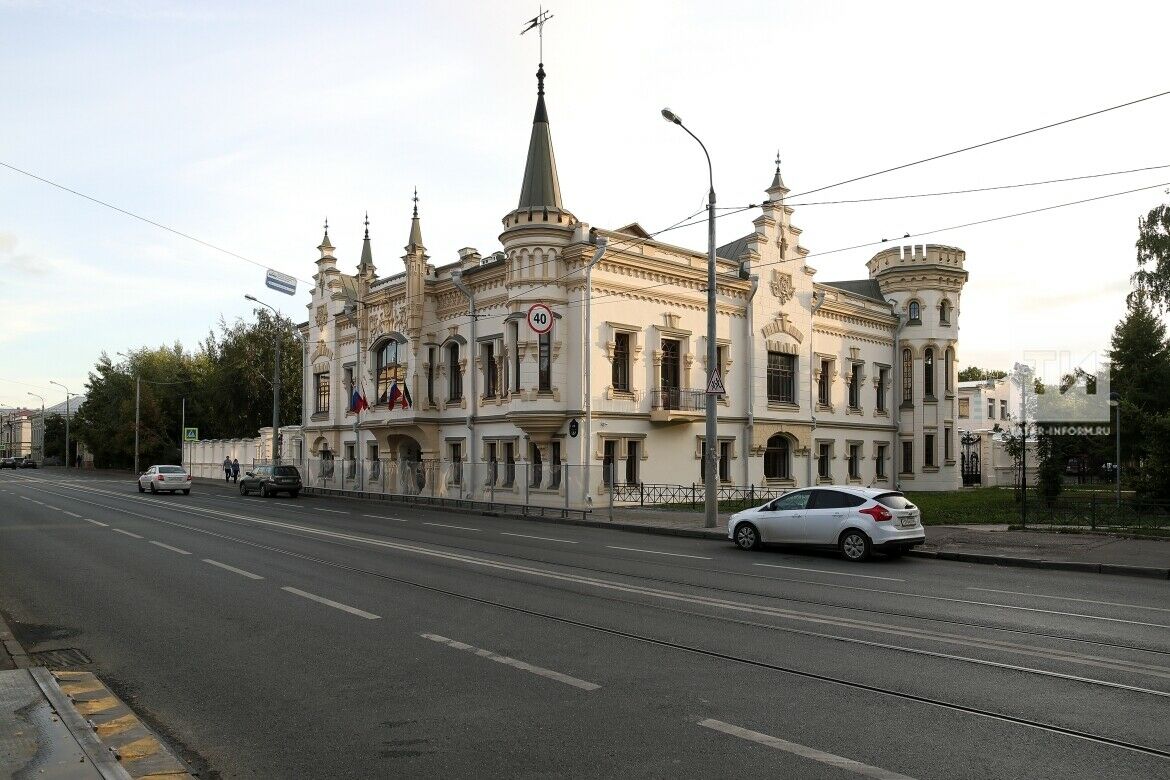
(786, 88), (1170, 199)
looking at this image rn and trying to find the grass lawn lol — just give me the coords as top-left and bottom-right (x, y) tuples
(904, 488), (1021, 525)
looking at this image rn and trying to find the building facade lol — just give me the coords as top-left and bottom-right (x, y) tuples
(297, 62), (969, 502)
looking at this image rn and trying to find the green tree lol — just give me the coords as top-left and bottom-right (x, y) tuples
(1108, 291), (1170, 472)
(1132, 202), (1170, 309)
(958, 366), (1008, 382)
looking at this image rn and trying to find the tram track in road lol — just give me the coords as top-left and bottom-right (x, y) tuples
(8, 478), (1169, 762)
(16, 476), (1170, 666)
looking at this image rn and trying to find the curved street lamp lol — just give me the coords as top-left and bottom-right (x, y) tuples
(49, 380), (75, 468)
(246, 294), (283, 464)
(661, 107), (719, 529)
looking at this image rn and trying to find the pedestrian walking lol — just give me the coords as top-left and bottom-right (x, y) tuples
(231, 458), (240, 483)
(223, 456), (232, 482)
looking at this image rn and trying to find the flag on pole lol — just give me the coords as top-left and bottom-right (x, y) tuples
(350, 384), (368, 413)
(386, 379), (403, 409)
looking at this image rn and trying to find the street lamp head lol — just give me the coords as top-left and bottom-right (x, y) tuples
(244, 294), (259, 302)
(661, 108), (681, 125)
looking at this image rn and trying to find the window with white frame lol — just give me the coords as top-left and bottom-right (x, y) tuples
(848, 362), (862, 409)
(767, 352), (796, 404)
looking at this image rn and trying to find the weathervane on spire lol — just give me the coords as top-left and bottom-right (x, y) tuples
(520, 6), (554, 62)
(412, 186), (419, 218)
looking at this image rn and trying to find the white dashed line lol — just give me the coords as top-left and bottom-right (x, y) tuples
(111, 528), (143, 539)
(420, 633), (600, 691)
(62, 511), (83, 518)
(364, 514), (407, 521)
(84, 519), (108, 527)
(753, 563), (904, 582)
(423, 522), (480, 532)
(281, 587), (381, 619)
(203, 559), (264, 580)
(966, 587), (1170, 613)
(698, 719), (916, 779)
(317, 509), (349, 515)
(44, 505), (61, 511)
(149, 540), (191, 555)
(500, 532), (578, 544)
(606, 546), (711, 560)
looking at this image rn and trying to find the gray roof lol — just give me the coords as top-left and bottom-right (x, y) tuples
(716, 234), (752, 262)
(822, 279), (887, 303)
(517, 65), (563, 211)
(359, 224), (375, 270)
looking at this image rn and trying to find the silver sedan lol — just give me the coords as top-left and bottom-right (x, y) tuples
(138, 465), (192, 495)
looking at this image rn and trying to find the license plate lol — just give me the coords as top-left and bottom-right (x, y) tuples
(900, 516), (918, 528)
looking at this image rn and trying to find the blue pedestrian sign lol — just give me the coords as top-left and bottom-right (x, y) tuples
(265, 269), (297, 296)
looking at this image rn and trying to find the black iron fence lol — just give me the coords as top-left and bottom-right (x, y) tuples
(611, 482), (787, 512)
(1018, 490), (1170, 532)
(648, 387), (708, 412)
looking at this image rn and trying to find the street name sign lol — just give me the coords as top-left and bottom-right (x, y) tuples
(527, 303), (553, 334)
(265, 269), (297, 296)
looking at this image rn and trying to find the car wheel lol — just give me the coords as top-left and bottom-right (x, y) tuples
(239, 482), (249, 496)
(137, 483), (145, 493)
(149, 483), (157, 494)
(734, 522), (761, 551)
(839, 530), (872, 562)
(182, 489), (191, 496)
(260, 484), (269, 498)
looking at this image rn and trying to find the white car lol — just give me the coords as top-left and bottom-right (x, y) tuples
(138, 465), (192, 495)
(728, 486), (924, 562)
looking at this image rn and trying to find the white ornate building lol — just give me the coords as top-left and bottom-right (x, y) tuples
(297, 62), (969, 501)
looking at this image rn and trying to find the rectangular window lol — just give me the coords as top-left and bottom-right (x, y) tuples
(848, 444), (861, 479)
(945, 427), (953, 462)
(510, 321), (521, 393)
(818, 360), (832, 406)
(901, 441), (913, 474)
(1000, 400), (1008, 420)
(483, 342), (497, 399)
(613, 332), (630, 392)
(530, 443), (543, 487)
(817, 442), (831, 479)
(503, 442), (515, 487)
(625, 440), (639, 485)
(958, 397), (970, 418)
(450, 442), (462, 485)
(876, 444), (887, 479)
(603, 440), (616, 486)
(767, 352), (795, 404)
(427, 348), (435, 404)
(449, 345), (463, 401)
(538, 332), (552, 392)
(343, 365), (354, 403)
(924, 434), (936, 468)
(988, 399), (995, 419)
(719, 441), (732, 483)
(486, 442), (497, 486)
(902, 349), (913, 404)
(550, 441), (562, 488)
(876, 367), (888, 413)
(849, 363), (862, 409)
(314, 372), (330, 414)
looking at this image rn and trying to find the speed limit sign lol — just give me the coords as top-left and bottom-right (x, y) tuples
(526, 303), (553, 334)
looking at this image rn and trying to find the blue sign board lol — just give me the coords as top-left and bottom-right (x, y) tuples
(265, 269), (297, 296)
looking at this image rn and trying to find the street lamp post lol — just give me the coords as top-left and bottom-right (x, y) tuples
(49, 381), (74, 468)
(662, 107), (719, 529)
(1109, 391), (1121, 507)
(27, 393), (44, 462)
(246, 295), (282, 464)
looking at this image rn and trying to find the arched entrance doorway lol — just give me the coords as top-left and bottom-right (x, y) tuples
(385, 433), (427, 494)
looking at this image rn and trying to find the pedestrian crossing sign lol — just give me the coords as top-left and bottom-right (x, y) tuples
(706, 370), (726, 395)
(183, 427), (198, 441)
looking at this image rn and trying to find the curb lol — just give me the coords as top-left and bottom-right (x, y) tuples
(908, 548), (1170, 579)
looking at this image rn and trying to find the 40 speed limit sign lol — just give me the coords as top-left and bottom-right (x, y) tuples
(526, 303), (553, 334)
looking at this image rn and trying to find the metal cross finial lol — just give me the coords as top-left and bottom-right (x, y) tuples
(324, 217), (329, 234)
(520, 6), (554, 62)
(412, 187), (419, 218)
(364, 211), (370, 239)
(775, 150), (782, 171)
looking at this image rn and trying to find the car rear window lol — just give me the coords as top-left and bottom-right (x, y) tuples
(274, 466), (300, 477)
(875, 492), (915, 509)
(159, 466), (186, 474)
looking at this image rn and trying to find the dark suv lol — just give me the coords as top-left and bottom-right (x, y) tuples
(239, 464), (302, 498)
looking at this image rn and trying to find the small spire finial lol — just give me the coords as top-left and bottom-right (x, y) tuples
(363, 211), (370, 239)
(537, 63), (545, 96)
(324, 217), (329, 233)
(412, 187), (419, 218)
(775, 150), (782, 172)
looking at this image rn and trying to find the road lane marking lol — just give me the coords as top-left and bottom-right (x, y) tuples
(84, 519), (108, 527)
(423, 522), (480, 532)
(281, 587), (380, 620)
(364, 514), (407, 521)
(62, 511), (83, 518)
(967, 587), (1170, 614)
(317, 509), (349, 515)
(149, 541), (191, 555)
(607, 546), (711, 560)
(698, 719), (916, 779)
(44, 505), (61, 511)
(500, 532), (578, 544)
(203, 559), (264, 580)
(753, 563), (904, 582)
(111, 529), (143, 539)
(420, 633), (600, 691)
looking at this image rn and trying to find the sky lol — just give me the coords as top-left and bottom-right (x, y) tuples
(3, 0), (1169, 409)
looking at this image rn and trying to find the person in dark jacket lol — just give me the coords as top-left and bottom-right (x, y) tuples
(223, 456), (232, 482)
(231, 458), (241, 483)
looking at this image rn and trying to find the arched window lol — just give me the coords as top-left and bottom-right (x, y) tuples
(902, 348), (913, 403)
(908, 300), (921, 323)
(448, 343), (462, 401)
(764, 434), (790, 480)
(939, 299), (951, 325)
(375, 340), (406, 404)
(945, 348), (954, 393)
(924, 348), (935, 398)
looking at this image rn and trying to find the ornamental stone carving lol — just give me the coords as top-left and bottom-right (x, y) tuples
(771, 269), (795, 305)
(315, 305), (328, 328)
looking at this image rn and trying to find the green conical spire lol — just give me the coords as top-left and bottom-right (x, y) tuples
(517, 63), (563, 211)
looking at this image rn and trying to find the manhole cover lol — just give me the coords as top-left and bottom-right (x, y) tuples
(29, 648), (92, 668)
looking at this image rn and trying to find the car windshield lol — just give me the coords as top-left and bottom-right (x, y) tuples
(875, 492), (915, 509)
(159, 466), (186, 474)
(770, 491), (811, 511)
(274, 466), (299, 477)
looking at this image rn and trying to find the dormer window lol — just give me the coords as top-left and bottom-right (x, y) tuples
(908, 301), (922, 324)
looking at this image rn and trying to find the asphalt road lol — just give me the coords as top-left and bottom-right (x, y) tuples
(1, 469), (1168, 779)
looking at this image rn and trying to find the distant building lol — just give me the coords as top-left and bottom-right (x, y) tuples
(297, 60), (970, 499)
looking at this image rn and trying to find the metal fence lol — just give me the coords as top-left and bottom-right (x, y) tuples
(1017, 490), (1170, 532)
(611, 482), (788, 513)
